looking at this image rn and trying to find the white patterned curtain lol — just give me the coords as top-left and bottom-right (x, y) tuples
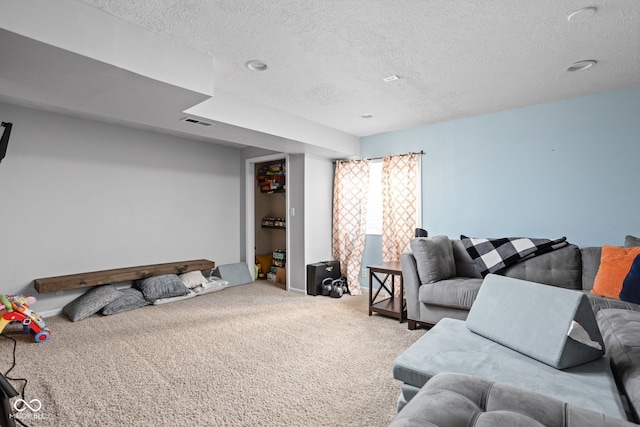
(332, 159), (370, 295)
(381, 152), (422, 263)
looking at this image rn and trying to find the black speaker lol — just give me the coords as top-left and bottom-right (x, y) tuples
(0, 122), (12, 164)
(306, 261), (341, 296)
(415, 228), (428, 237)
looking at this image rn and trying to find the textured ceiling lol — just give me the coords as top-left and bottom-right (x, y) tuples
(37, 1), (640, 136)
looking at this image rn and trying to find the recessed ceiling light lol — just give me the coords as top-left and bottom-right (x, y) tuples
(361, 113), (374, 119)
(567, 60), (597, 72)
(567, 7), (597, 22)
(245, 60), (268, 71)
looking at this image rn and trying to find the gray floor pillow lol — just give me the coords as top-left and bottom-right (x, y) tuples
(101, 288), (150, 316)
(135, 274), (189, 302)
(62, 285), (121, 322)
(213, 263), (253, 286)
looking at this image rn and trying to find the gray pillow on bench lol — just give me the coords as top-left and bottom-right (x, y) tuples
(466, 274), (605, 369)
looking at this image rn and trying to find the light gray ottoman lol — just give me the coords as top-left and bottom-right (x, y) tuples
(392, 317), (624, 418)
(393, 274), (626, 419)
(389, 372), (636, 427)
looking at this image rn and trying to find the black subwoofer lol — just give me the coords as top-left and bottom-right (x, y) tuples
(306, 261), (341, 296)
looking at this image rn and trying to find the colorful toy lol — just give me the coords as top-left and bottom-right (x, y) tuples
(0, 295), (50, 343)
(0, 295), (36, 312)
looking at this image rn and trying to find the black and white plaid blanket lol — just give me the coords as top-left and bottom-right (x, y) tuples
(460, 235), (568, 277)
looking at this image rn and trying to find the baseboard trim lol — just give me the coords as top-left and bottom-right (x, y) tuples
(39, 309), (62, 318)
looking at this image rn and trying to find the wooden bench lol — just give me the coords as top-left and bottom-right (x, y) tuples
(33, 259), (215, 293)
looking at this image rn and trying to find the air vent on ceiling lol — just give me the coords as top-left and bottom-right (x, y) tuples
(180, 117), (215, 127)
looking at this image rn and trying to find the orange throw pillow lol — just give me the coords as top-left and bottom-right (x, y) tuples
(592, 246), (640, 299)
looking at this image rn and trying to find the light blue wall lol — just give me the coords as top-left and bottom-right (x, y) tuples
(359, 85), (640, 288)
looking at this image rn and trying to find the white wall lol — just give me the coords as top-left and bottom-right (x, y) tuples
(0, 102), (242, 314)
(287, 154), (306, 293)
(304, 155), (334, 266)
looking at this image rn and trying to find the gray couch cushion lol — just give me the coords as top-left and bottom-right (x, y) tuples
(451, 239), (482, 278)
(390, 372), (636, 427)
(586, 291), (640, 314)
(501, 244), (582, 290)
(419, 277), (482, 310)
(460, 236), (568, 277)
(597, 309), (640, 421)
(626, 235), (640, 248)
(410, 236), (455, 284)
(392, 317), (625, 418)
(582, 247), (603, 291)
(466, 274), (604, 369)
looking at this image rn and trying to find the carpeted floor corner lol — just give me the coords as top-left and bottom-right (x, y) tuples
(1, 282), (425, 426)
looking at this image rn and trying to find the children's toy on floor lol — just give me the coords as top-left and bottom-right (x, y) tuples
(0, 295), (36, 312)
(0, 295), (50, 343)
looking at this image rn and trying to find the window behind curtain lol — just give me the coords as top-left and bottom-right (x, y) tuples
(382, 153), (422, 262)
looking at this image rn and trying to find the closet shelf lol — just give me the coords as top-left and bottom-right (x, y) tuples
(257, 162), (285, 193)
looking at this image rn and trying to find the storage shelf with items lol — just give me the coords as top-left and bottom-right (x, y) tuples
(271, 250), (286, 285)
(261, 217), (286, 230)
(256, 162), (286, 193)
(272, 249), (286, 268)
(254, 158), (286, 288)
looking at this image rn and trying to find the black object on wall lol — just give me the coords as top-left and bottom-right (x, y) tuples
(0, 122), (13, 164)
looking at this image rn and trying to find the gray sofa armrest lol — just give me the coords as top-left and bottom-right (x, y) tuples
(400, 253), (421, 322)
(597, 309), (640, 421)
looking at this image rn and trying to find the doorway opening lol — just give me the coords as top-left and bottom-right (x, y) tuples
(245, 154), (289, 291)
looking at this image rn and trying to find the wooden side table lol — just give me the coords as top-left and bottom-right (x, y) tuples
(368, 261), (406, 322)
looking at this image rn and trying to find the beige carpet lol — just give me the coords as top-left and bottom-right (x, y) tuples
(1, 282), (425, 426)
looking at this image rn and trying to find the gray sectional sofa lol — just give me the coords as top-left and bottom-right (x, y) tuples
(400, 235), (640, 329)
(390, 371), (636, 427)
(390, 274), (640, 426)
